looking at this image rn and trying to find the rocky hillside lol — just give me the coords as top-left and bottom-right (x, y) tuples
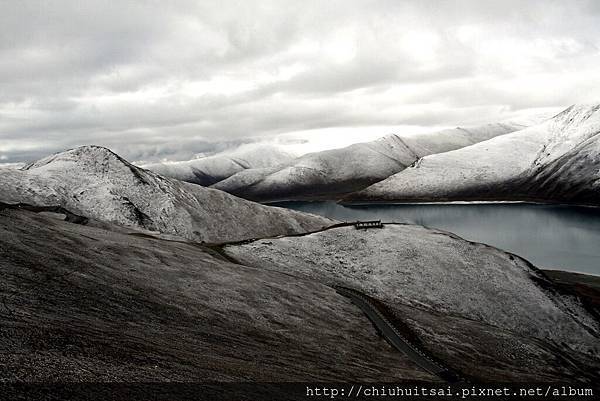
(0, 146), (333, 243)
(2, 207), (599, 383)
(142, 144), (293, 186)
(225, 224), (600, 381)
(212, 122), (527, 202)
(346, 104), (600, 205)
(0, 208), (430, 383)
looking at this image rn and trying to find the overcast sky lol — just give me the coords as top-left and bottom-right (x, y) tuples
(1, 0), (599, 164)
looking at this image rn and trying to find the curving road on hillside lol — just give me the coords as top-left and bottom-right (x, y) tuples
(334, 286), (460, 383)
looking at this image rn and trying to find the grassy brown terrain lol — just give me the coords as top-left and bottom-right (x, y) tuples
(0, 208), (434, 382)
(1, 207), (599, 388)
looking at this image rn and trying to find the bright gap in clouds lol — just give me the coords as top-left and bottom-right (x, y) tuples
(273, 125), (450, 156)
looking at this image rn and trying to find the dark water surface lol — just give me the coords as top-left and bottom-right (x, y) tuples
(274, 201), (600, 275)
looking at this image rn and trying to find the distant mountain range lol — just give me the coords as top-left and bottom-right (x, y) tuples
(347, 104), (600, 206)
(3, 103), (597, 238)
(142, 144), (294, 186)
(211, 122), (527, 202)
(139, 104), (600, 207)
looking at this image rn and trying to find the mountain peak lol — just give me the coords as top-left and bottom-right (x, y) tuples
(22, 145), (131, 171)
(2, 146), (332, 243)
(551, 103), (600, 126)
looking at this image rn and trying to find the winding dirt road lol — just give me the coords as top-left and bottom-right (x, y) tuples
(335, 286), (460, 383)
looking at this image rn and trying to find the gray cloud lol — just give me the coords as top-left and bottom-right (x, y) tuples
(1, 0), (599, 163)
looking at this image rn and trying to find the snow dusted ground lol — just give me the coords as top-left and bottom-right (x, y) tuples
(0, 146), (333, 243)
(224, 224), (600, 357)
(0, 208), (434, 382)
(213, 122), (527, 202)
(142, 144), (293, 186)
(348, 104), (600, 205)
(2, 207), (597, 382)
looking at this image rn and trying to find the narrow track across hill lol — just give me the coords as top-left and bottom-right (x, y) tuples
(335, 286), (460, 383)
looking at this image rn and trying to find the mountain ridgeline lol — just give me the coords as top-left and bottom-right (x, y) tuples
(143, 144), (294, 186)
(210, 122), (526, 202)
(347, 104), (600, 206)
(0, 146), (333, 243)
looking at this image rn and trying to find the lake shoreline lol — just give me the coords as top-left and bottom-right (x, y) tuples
(338, 199), (600, 208)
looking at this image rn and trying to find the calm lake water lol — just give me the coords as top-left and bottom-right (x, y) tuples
(274, 201), (600, 276)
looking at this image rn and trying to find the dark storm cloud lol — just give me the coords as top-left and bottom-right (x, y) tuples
(1, 0), (599, 163)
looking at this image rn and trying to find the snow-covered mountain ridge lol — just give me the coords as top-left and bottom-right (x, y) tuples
(142, 144), (294, 186)
(212, 122), (527, 202)
(0, 145), (333, 243)
(347, 104), (600, 205)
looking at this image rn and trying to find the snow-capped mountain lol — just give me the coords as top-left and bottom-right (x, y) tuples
(0, 146), (333, 243)
(142, 144), (293, 186)
(212, 122), (527, 202)
(347, 104), (600, 205)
